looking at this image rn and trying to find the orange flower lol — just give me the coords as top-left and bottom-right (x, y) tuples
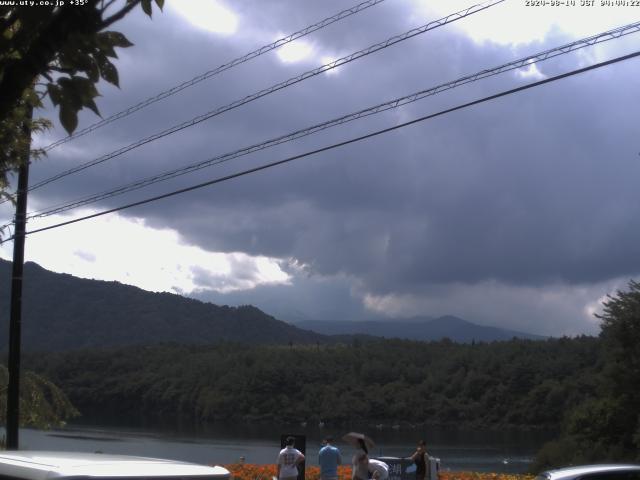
(439, 472), (534, 480)
(222, 464), (534, 480)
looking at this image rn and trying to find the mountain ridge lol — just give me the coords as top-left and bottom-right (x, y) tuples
(1, 258), (544, 351)
(293, 315), (545, 342)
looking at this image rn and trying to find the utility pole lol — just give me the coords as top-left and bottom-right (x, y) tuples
(6, 105), (32, 450)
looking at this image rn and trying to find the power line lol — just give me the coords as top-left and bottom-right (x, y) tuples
(41, 0), (390, 152)
(3, 49), (636, 243)
(24, 0), (505, 194)
(24, 21), (640, 221)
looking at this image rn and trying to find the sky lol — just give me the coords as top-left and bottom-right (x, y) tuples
(1, 0), (640, 336)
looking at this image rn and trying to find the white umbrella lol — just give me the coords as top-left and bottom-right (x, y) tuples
(342, 432), (375, 450)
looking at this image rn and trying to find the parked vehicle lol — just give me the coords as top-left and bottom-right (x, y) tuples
(536, 464), (640, 480)
(0, 451), (230, 480)
(373, 456), (440, 480)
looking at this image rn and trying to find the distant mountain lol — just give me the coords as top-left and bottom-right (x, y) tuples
(0, 259), (326, 351)
(294, 315), (545, 342)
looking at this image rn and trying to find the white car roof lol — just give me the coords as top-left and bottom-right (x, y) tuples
(541, 464), (640, 480)
(0, 451), (230, 480)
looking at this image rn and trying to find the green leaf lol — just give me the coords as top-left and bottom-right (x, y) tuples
(86, 58), (100, 83)
(59, 104), (78, 134)
(60, 46), (101, 82)
(47, 84), (62, 106)
(57, 78), (81, 110)
(154, 0), (164, 10)
(97, 57), (119, 87)
(70, 76), (98, 100)
(100, 31), (134, 49)
(84, 98), (100, 117)
(56, 76), (102, 123)
(95, 34), (117, 58)
(69, 76), (102, 113)
(141, 0), (152, 17)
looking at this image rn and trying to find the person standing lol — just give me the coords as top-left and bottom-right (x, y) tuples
(411, 440), (429, 480)
(319, 436), (342, 480)
(277, 436), (305, 480)
(352, 438), (369, 480)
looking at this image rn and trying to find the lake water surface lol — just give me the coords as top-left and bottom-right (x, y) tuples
(11, 422), (553, 474)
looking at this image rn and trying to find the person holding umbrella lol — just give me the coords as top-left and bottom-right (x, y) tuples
(342, 432), (374, 480)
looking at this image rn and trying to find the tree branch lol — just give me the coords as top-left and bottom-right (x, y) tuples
(100, 0), (119, 13)
(100, 0), (141, 29)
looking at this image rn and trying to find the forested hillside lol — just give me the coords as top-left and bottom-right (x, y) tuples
(25, 336), (600, 428)
(0, 259), (326, 350)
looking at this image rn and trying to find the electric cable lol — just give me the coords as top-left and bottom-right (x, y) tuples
(2, 49), (635, 244)
(41, 0), (390, 152)
(23, 20), (640, 222)
(24, 0), (505, 194)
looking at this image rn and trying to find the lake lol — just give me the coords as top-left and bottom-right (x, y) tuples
(10, 422), (553, 474)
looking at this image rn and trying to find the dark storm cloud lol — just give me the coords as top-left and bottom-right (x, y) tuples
(20, 1), (640, 333)
(137, 61), (640, 292)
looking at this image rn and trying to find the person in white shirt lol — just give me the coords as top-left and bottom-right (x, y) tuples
(277, 437), (305, 480)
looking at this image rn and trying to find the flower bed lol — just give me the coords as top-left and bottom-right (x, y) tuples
(223, 464), (534, 480)
(441, 473), (534, 480)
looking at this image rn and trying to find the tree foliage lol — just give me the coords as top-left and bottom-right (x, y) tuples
(25, 337), (600, 430)
(0, 364), (79, 430)
(595, 280), (640, 455)
(533, 280), (640, 470)
(598, 280), (640, 400)
(0, 0), (163, 199)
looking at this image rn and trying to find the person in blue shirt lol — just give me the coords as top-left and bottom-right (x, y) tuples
(319, 436), (342, 480)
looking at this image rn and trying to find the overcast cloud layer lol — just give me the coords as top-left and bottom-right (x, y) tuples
(2, 0), (640, 336)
